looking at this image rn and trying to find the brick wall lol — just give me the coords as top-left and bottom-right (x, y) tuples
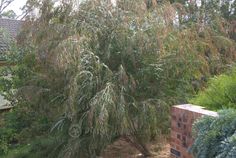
(170, 104), (218, 158)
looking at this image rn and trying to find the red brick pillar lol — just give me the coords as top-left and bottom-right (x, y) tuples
(170, 104), (218, 158)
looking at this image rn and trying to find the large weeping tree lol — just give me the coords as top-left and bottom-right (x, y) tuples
(0, 0), (235, 157)
(8, 0), (170, 157)
(51, 1), (170, 157)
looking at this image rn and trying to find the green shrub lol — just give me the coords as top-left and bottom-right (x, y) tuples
(191, 109), (236, 158)
(9, 137), (67, 158)
(190, 67), (236, 110)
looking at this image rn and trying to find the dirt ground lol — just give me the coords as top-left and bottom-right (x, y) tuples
(102, 138), (170, 158)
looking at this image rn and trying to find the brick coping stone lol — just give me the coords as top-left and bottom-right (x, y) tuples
(173, 104), (218, 117)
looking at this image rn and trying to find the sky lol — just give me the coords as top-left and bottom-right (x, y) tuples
(6, 0), (27, 16)
(7, 0), (119, 16)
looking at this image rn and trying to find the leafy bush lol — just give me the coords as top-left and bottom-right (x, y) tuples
(191, 109), (236, 158)
(191, 67), (236, 110)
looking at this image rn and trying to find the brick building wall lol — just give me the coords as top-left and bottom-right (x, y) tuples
(170, 104), (218, 158)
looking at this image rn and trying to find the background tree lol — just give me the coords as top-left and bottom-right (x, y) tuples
(0, 0), (16, 19)
(1, 9), (16, 19)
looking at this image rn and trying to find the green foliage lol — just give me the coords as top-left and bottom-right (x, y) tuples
(0, 0), (16, 19)
(191, 109), (236, 158)
(0, 126), (15, 154)
(191, 67), (236, 110)
(0, 46), (66, 155)
(1, 10), (17, 19)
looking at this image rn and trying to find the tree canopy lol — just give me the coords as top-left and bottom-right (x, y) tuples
(0, 0), (16, 19)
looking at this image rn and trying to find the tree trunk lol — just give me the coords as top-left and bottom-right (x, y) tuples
(123, 135), (152, 157)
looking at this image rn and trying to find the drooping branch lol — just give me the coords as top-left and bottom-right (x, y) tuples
(0, 0), (14, 15)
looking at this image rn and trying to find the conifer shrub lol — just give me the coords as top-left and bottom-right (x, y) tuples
(191, 109), (236, 158)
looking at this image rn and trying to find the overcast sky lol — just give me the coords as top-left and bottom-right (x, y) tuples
(6, 0), (27, 16)
(4, 0), (208, 17)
